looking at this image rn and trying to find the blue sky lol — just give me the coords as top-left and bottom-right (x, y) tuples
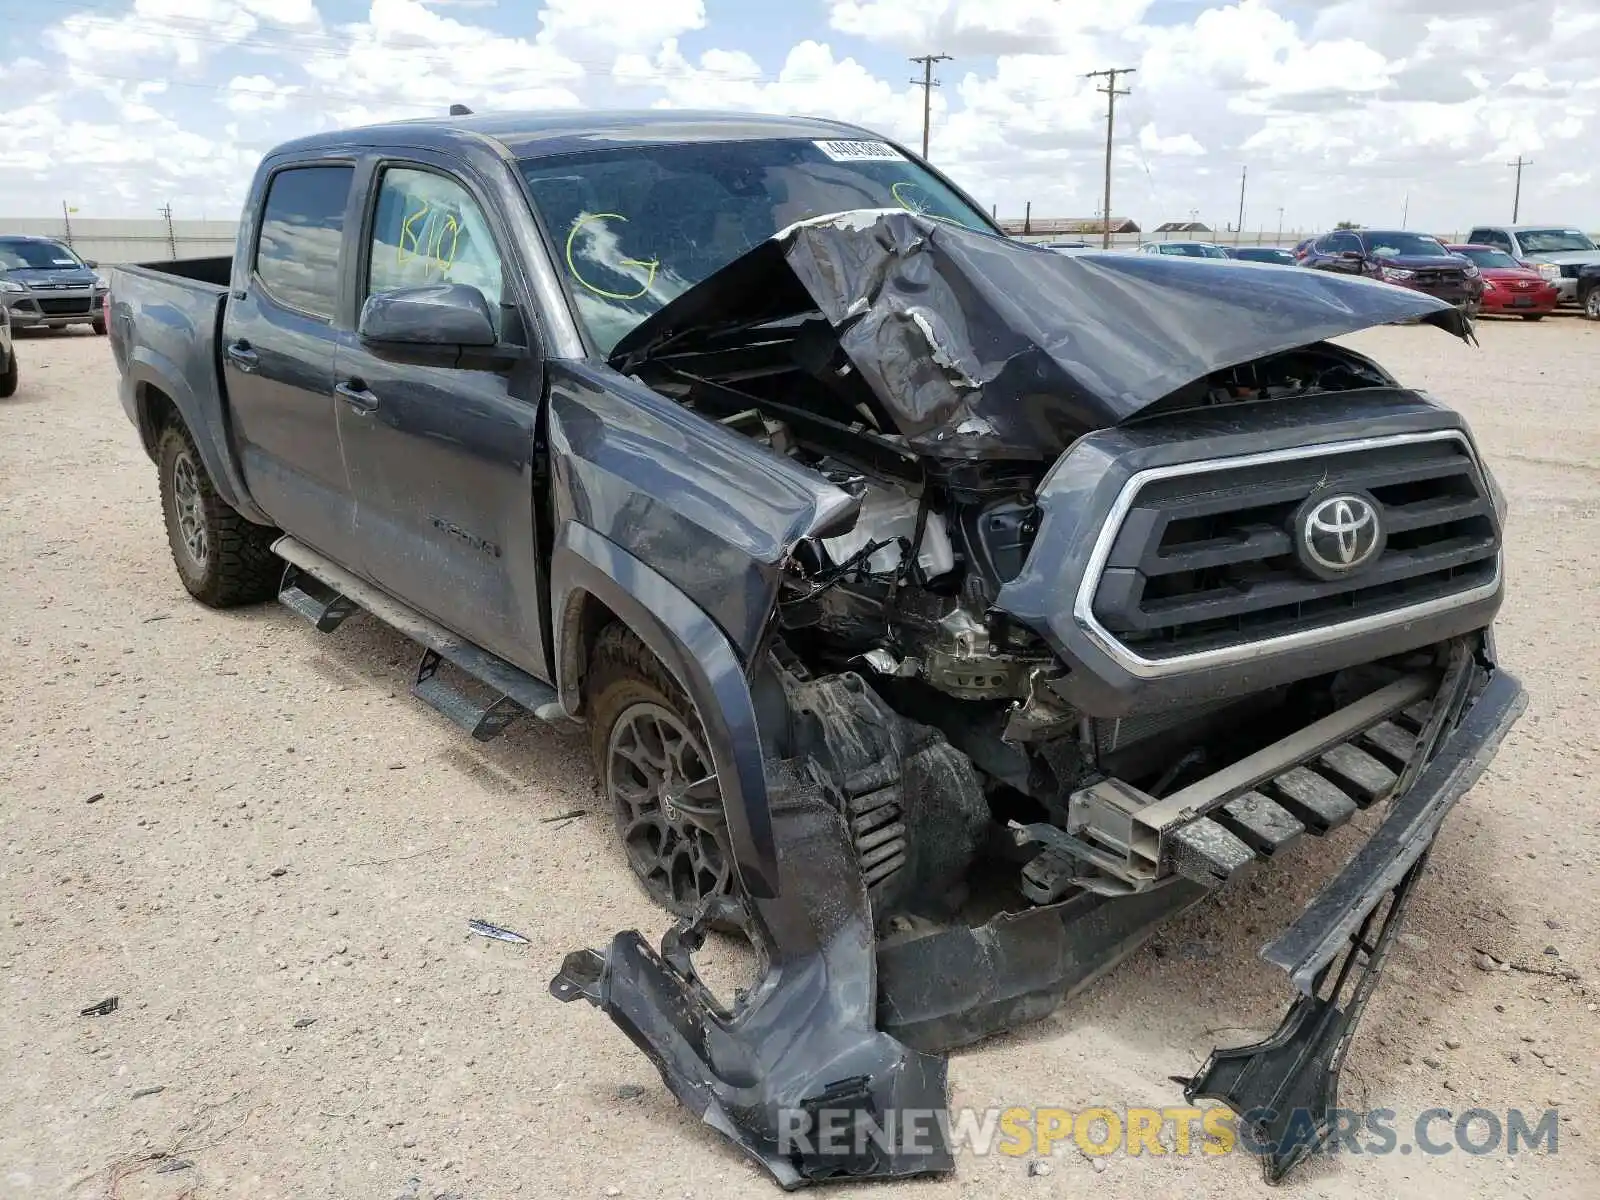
(1, 1), (1596, 230)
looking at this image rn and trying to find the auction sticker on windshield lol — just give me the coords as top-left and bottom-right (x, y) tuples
(814, 140), (904, 162)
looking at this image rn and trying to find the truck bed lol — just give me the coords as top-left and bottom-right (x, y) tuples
(108, 256), (265, 523)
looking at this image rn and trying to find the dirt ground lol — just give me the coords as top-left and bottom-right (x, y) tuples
(1, 316), (1596, 1200)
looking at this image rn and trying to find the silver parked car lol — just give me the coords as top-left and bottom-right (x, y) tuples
(1137, 240), (1232, 259)
(0, 235), (108, 333)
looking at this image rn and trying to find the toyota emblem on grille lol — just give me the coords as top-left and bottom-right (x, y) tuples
(1293, 492), (1386, 580)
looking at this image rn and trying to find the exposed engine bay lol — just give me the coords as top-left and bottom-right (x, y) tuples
(630, 335), (1438, 909)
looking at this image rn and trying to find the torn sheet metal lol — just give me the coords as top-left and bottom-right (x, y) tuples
(551, 760), (952, 1189)
(612, 209), (1472, 459)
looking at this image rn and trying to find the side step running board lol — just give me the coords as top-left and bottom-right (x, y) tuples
(273, 536), (563, 740)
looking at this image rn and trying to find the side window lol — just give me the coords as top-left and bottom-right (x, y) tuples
(367, 167), (504, 329)
(255, 165), (353, 319)
(1330, 231), (1361, 253)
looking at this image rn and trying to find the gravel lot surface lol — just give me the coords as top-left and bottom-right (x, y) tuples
(1, 318), (1596, 1199)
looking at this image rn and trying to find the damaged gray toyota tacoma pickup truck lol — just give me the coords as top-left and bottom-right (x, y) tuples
(108, 111), (1524, 1186)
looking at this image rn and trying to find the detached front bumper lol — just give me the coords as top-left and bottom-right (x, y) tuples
(550, 663), (1524, 1188)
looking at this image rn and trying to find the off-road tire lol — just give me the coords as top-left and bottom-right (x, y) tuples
(0, 351), (16, 398)
(584, 623), (735, 919)
(91, 316), (107, 336)
(156, 422), (280, 607)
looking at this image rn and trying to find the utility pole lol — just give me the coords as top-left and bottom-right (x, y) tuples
(1235, 165), (1247, 236)
(158, 202), (177, 260)
(1507, 155), (1531, 222)
(1086, 67), (1135, 248)
(1276, 206), (1284, 245)
(909, 53), (952, 159)
(1401, 191), (1410, 227)
(61, 200), (75, 248)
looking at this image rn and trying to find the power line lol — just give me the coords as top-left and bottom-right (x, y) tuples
(1085, 66), (1135, 249)
(909, 53), (952, 160)
(1507, 155), (1532, 222)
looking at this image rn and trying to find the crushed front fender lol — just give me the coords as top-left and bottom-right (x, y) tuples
(550, 761), (952, 1188)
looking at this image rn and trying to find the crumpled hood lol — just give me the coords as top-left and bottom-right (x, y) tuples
(612, 209), (1470, 459)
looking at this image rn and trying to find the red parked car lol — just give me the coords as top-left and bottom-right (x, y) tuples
(1446, 244), (1559, 319)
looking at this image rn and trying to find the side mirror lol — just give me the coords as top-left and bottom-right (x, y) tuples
(1337, 250), (1364, 261)
(359, 283), (498, 352)
(83, 259), (99, 269)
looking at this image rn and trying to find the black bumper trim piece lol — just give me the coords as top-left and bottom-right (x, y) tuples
(1263, 669), (1526, 992)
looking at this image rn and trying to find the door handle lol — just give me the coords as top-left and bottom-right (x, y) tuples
(225, 341), (259, 372)
(336, 380), (380, 413)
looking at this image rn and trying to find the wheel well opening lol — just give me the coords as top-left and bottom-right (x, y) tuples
(561, 590), (623, 714)
(136, 383), (180, 459)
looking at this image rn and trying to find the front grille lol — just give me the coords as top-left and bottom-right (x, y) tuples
(1090, 434), (1499, 661)
(36, 298), (92, 315)
(1413, 268), (1464, 287)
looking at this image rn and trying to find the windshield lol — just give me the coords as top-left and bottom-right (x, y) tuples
(1514, 228), (1597, 253)
(1161, 243), (1228, 258)
(1364, 232), (1448, 258)
(0, 238), (85, 270)
(518, 138), (992, 353)
(1452, 247), (1519, 269)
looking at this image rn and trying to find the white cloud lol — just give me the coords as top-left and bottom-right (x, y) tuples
(615, 39), (918, 139)
(828, 0), (1154, 54)
(1140, 124), (1206, 157)
(1, 0), (1597, 233)
(226, 74), (300, 114)
(300, 0), (586, 125)
(537, 0), (705, 54)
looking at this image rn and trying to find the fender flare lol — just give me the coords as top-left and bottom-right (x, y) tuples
(551, 521), (778, 900)
(128, 348), (271, 524)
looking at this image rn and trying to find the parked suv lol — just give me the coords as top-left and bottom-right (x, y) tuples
(1464, 224), (1600, 306)
(0, 235), (108, 333)
(1300, 229), (1482, 310)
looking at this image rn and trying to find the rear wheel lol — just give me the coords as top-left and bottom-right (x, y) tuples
(585, 624), (733, 918)
(156, 422), (280, 607)
(0, 350), (16, 398)
(91, 316), (107, 336)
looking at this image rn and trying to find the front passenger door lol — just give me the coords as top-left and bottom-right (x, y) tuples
(333, 161), (550, 678)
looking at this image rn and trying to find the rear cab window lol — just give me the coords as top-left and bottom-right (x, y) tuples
(254, 165), (355, 319)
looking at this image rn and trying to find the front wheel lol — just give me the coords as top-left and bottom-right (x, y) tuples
(1585, 287), (1600, 320)
(585, 624), (734, 918)
(91, 316), (107, 336)
(156, 422), (280, 607)
(0, 350), (16, 398)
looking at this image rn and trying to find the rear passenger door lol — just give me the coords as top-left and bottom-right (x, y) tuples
(223, 162), (360, 566)
(332, 158), (550, 678)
